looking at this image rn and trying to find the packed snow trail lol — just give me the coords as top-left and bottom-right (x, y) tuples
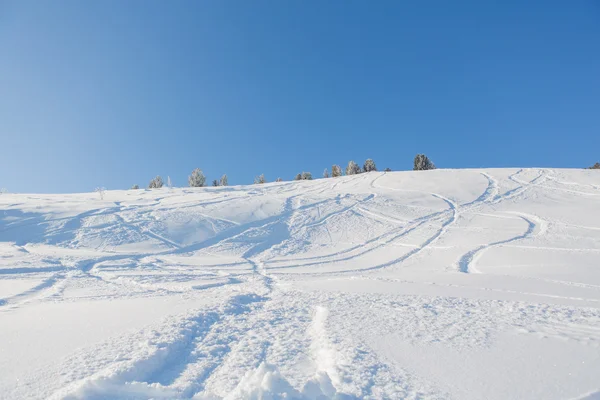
(1, 169), (600, 399)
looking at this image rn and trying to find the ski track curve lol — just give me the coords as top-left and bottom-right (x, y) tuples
(456, 213), (544, 273)
(274, 168), (552, 277)
(5, 168), (600, 399)
(274, 171), (492, 275)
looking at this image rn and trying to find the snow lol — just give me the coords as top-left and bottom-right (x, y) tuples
(0, 168), (599, 399)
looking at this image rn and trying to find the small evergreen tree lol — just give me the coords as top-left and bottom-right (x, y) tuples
(346, 160), (361, 175)
(131, 184), (140, 190)
(589, 162), (600, 169)
(295, 173), (302, 181)
(413, 154), (436, 171)
(301, 171), (313, 180)
(254, 174), (266, 184)
(331, 165), (342, 177)
(384, 168), (391, 172)
(220, 174), (228, 186)
(212, 179), (219, 187)
(323, 168), (329, 178)
(149, 176), (163, 189)
(188, 168), (206, 187)
(276, 177), (283, 182)
(363, 159), (377, 172)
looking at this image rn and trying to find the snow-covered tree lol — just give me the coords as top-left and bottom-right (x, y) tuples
(131, 184), (139, 190)
(384, 168), (392, 172)
(331, 165), (342, 177)
(276, 177), (283, 182)
(188, 168), (206, 187)
(220, 174), (228, 186)
(212, 179), (219, 187)
(413, 154), (436, 171)
(323, 168), (329, 178)
(346, 161), (361, 175)
(295, 173), (302, 181)
(589, 162), (600, 169)
(301, 172), (312, 180)
(254, 174), (266, 184)
(149, 176), (163, 189)
(363, 159), (377, 172)
(167, 176), (173, 189)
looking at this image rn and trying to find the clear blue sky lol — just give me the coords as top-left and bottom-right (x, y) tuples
(1, 1), (599, 193)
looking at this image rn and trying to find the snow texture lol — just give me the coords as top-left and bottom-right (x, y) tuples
(1, 169), (599, 400)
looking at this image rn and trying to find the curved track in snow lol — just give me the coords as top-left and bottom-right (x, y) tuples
(1, 168), (600, 400)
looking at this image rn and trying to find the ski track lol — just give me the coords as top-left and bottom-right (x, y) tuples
(0, 272), (66, 310)
(3, 169), (600, 399)
(0, 170), (539, 308)
(273, 170), (493, 275)
(457, 213), (541, 274)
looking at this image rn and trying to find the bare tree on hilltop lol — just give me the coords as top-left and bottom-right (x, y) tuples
(95, 187), (105, 199)
(413, 154), (436, 171)
(254, 174), (266, 184)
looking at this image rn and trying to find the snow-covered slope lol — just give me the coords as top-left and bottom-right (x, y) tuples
(1, 169), (599, 399)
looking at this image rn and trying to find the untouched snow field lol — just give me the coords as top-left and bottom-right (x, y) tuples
(1, 169), (599, 400)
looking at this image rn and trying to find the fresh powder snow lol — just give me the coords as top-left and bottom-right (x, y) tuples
(0, 169), (599, 399)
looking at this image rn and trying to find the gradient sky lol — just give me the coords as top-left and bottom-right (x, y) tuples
(1, 1), (599, 193)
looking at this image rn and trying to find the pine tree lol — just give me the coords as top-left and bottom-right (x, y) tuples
(276, 177), (283, 182)
(254, 174), (266, 184)
(346, 161), (361, 175)
(188, 168), (206, 187)
(413, 154), (436, 171)
(131, 184), (140, 189)
(295, 173), (302, 181)
(212, 179), (219, 187)
(301, 172), (313, 180)
(331, 165), (342, 177)
(384, 168), (391, 172)
(589, 162), (600, 169)
(323, 168), (329, 178)
(220, 174), (228, 186)
(363, 159), (377, 172)
(149, 176), (163, 189)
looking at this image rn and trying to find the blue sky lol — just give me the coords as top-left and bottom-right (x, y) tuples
(1, 1), (599, 193)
